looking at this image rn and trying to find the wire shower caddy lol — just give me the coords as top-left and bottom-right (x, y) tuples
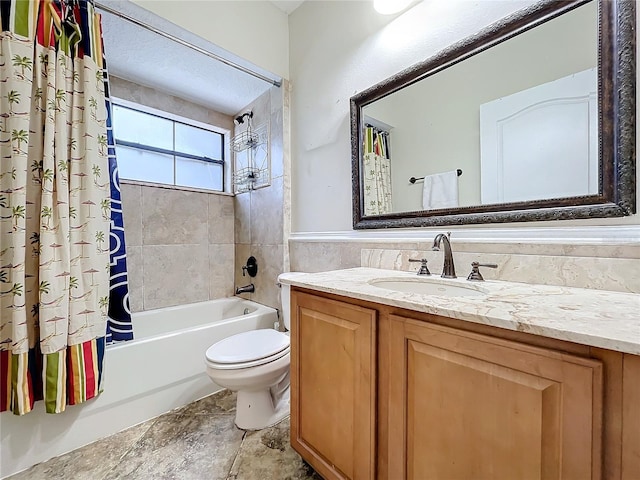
(231, 111), (270, 193)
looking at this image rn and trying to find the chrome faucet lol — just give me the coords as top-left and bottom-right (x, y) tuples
(235, 283), (255, 294)
(432, 232), (456, 279)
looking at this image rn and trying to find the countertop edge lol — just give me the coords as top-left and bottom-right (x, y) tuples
(279, 269), (640, 356)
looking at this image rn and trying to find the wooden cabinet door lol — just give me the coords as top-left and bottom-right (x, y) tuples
(290, 291), (376, 480)
(387, 315), (603, 480)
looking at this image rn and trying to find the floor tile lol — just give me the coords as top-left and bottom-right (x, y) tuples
(102, 412), (244, 480)
(174, 389), (237, 417)
(7, 390), (320, 480)
(228, 418), (322, 480)
(7, 421), (153, 480)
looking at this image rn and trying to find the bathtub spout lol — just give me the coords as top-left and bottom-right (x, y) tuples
(235, 283), (255, 295)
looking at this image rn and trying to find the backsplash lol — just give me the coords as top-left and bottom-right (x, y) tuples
(362, 248), (640, 294)
(290, 239), (640, 294)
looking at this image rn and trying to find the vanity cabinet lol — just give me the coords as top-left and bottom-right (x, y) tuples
(290, 291), (377, 480)
(290, 287), (640, 480)
(386, 315), (602, 480)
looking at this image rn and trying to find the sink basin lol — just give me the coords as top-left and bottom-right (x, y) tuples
(370, 278), (485, 297)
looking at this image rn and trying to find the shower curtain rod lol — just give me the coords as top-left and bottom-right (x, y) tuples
(94, 2), (282, 88)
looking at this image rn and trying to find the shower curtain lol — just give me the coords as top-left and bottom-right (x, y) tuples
(103, 38), (132, 344)
(363, 126), (392, 215)
(0, 0), (131, 415)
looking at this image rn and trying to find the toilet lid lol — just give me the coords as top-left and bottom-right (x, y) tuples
(205, 329), (290, 364)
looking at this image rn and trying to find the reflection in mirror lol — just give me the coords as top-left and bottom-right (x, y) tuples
(362, 1), (597, 214)
(351, 0), (635, 228)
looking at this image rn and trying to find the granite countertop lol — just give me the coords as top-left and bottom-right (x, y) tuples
(278, 267), (640, 356)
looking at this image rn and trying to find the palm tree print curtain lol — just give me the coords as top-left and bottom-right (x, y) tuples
(0, 0), (122, 414)
(363, 126), (392, 215)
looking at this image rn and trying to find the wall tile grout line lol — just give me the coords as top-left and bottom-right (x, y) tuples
(207, 197), (211, 301)
(140, 186), (145, 312)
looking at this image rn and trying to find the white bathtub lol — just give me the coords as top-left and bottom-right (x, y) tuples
(0, 298), (278, 479)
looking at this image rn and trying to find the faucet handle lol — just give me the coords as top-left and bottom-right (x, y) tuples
(409, 258), (431, 276)
(242, 256), (258, 277)
(467, 261), (498, 281)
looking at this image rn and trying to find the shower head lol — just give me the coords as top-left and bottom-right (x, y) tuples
(234, 111), (253, 125)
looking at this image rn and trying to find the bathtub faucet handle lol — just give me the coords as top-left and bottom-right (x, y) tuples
(242, 256), (258, 278)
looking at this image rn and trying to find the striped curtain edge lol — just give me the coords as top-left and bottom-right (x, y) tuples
(0, 337), (105, 415)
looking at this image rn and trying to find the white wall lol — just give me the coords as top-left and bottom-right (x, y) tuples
(130, 0), (290, 79)
(289, 0), (638, 233)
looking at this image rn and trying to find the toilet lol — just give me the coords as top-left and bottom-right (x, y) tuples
(204, 285), (292, 430)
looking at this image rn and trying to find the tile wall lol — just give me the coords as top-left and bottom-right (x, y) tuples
(120, 184), (235, 311)
(235, 85), (287, 311)
(110, 76), (236, 312)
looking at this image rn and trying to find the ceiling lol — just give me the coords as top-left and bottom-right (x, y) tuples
(99, 1), (281, 116)
(269, 0), (306, 15)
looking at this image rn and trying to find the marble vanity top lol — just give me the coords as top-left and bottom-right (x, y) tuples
(278, 267), (640, 355)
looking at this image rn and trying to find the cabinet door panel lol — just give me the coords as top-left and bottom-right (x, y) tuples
(407, 340), (562, 479)
(291, 291), (376, 480)
(388, 315), (603, 480)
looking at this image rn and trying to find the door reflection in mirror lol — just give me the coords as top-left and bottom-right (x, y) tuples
(480, 67), (598, 204)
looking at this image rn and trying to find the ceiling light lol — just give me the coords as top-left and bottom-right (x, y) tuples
(373, 0), (413, 15)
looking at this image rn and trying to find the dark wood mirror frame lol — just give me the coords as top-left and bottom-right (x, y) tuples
(351, 0), (636, 229)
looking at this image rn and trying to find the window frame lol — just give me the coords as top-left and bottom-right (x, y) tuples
(111, 97), (231, 193)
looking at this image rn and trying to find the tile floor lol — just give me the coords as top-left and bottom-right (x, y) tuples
(8, 390), (322, 480)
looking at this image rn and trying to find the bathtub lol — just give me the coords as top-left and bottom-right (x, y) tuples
(0, 298), (278, 479)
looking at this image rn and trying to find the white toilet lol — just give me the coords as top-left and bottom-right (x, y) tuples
(204, 285), (291, 430)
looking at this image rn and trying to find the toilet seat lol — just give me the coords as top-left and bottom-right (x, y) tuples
(205, 329), (290, 370)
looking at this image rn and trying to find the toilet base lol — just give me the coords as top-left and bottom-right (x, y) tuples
(235, 384), (290, 430)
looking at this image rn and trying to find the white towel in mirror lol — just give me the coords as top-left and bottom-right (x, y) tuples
(422, 170), (459, 210)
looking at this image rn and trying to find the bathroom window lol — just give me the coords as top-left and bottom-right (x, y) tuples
(112, 100), (228, 192)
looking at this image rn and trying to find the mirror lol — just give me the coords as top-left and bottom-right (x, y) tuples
(351, 0), (636, 229)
